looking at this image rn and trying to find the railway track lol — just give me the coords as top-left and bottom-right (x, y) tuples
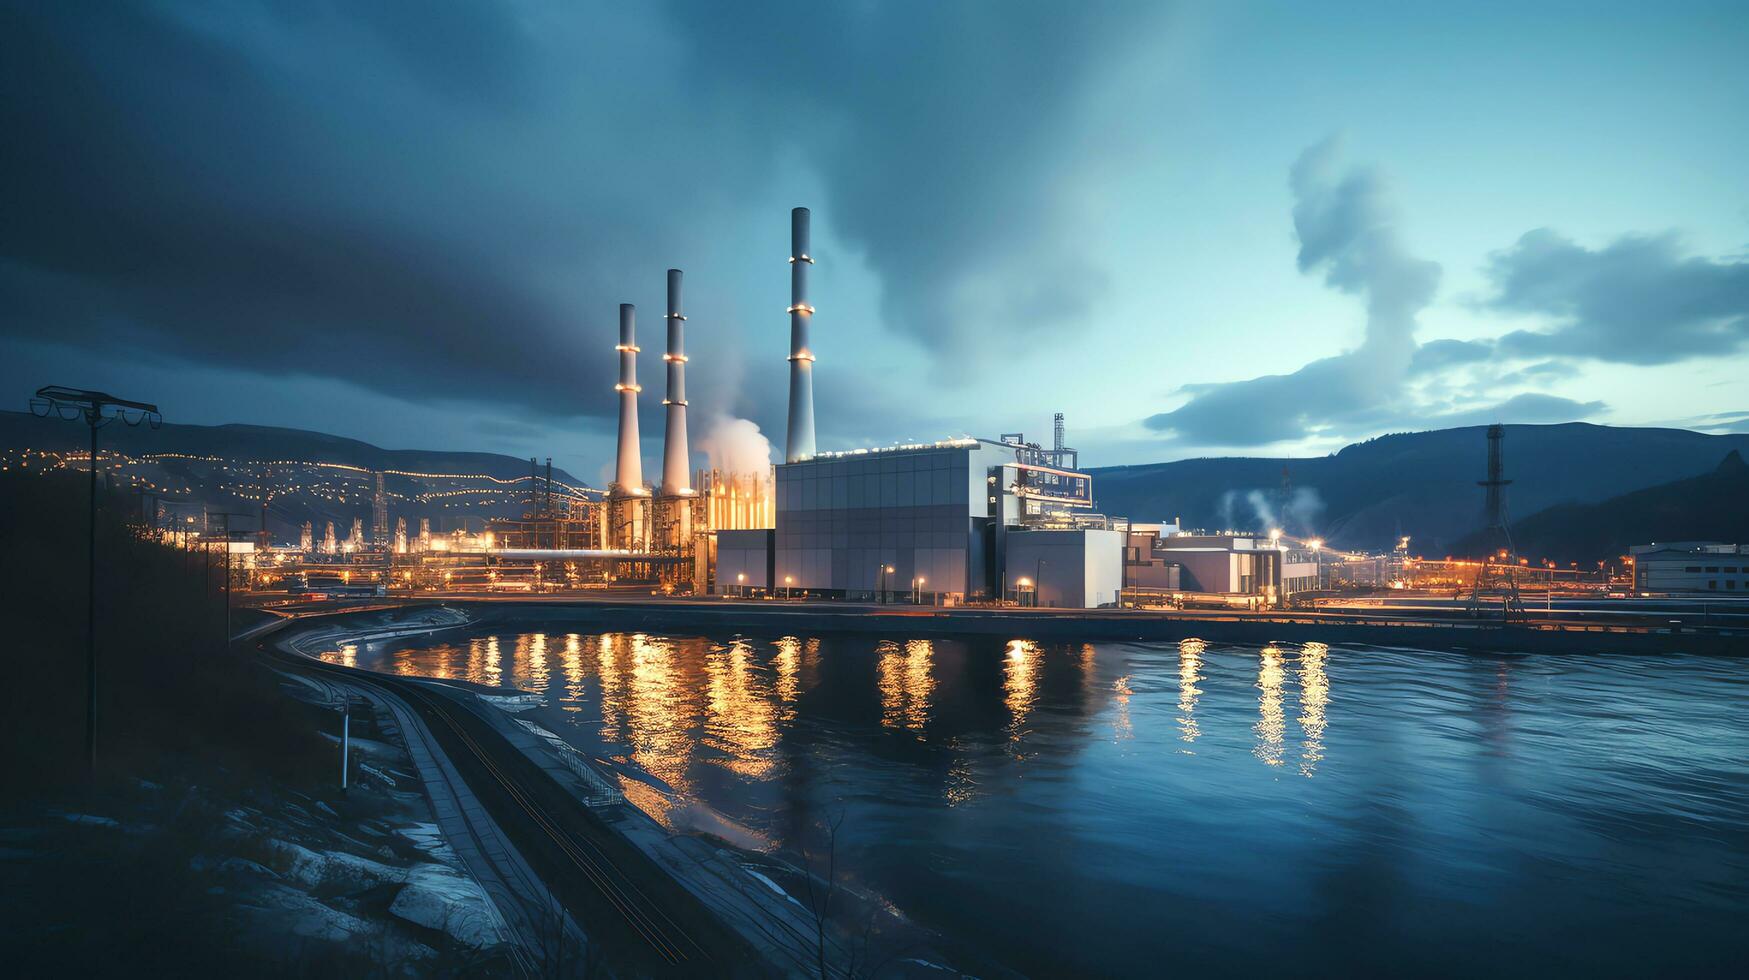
(261, 637), (758, 977)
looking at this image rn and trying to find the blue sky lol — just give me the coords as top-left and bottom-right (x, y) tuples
(3, 1), (1745, 482)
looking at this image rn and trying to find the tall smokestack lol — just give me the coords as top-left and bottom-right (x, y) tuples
(662, 269), (691, 493)
(785, 207), (816, 463)
(614, 303), (644, 491)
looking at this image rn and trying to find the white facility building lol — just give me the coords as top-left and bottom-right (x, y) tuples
(1629, 542), (1748, 593)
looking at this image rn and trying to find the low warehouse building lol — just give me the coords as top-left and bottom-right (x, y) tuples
(716, 529), (774, 594)
(1629, 542), (1748, 593)
(1004, 529), (1124, 608)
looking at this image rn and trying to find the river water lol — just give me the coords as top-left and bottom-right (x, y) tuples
(324, 628), (1748, 977)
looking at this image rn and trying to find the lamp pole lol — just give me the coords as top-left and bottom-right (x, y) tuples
(28, 386), (161, 777)
(211, 510), (252, 646)
(1034, 558), (1046, 608)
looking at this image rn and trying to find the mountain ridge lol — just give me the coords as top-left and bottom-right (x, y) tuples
(0, 410), (586, 486)
(1088, 422), (1749, 553)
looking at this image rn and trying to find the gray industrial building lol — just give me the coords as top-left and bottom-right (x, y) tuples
(714, 431), (1321, 608)
(715, 431), (1119, 605)
(773, 441), (1000, 599)
(1007, 528), (1125, 608)
(1629, 542), (1748, 593)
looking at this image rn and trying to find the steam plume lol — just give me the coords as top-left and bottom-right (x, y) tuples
(698, 414), (775, 474)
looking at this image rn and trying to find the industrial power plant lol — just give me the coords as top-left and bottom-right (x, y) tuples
(68, 206), (1533, 610)
(477, 206), (1145, 607)
(206, 206), (1334, 608)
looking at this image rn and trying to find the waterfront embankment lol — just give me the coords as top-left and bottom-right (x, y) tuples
(383, 596), (1749, 655)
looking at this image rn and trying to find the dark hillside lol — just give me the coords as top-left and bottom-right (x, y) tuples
(1089, 423), (1749, 552)
(1451, 451), (1749, 563)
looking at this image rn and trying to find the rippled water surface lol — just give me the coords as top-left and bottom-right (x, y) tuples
(325, 629), (1749, 976)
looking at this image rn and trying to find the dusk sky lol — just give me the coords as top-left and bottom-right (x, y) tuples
(4, 1), (1746, 483)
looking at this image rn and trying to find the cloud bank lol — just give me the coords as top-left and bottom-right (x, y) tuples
(1487, 229), (1749, 364)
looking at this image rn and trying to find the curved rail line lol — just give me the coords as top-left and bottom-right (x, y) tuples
(268, 641), (715, 971)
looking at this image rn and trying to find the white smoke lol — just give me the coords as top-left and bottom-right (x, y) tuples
(1215, 486), (1327, 535)
(1145, 137), (1442, 446)
(1245, 490), (1278, 531)
(697, 414), (775, 475)
(1282, 487), (1325, 534)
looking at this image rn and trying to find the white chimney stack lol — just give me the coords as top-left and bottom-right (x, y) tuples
(661, 269), (691, 494)
(614, 303), (643, 491)
(786, 207), (816, 463)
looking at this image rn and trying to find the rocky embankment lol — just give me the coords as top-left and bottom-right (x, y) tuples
(2, 671), (515, 977)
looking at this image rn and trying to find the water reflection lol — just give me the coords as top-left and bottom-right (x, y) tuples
(1004, 640), (1040, 748)
(560, 634), (584, 713)
(624, 634), (692, 791)
(1254, 645), (1286, 767)
(944, 739), (979, 808)
(596, 633), (624, 744)
(1298, 642), (1329, 776)
(1177, 638), (1204, 746)
(1112, 674), (1134, 742)
(774, 635), (802, 710)
(705, 640), (780, 778)
(878, 639), (935, 734)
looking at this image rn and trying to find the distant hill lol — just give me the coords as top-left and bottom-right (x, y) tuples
(1088, 423), (1749, 553)
(1452, 450), (1749, 563)
(0, 410), (588, 542)
(0, 410), (579, 482)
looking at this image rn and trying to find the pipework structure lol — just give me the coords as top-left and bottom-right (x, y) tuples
(785, 207), (816, 463)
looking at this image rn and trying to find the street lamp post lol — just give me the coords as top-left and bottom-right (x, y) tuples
(28, 386), (161, 777)
(784, 575), (794, 599)
(737, 572), (746, 597)
(913, 575), (925, 605)
(1034, 558), (1046, 608)
(211, 511), (253, 647)
(879, 564), (894, 604)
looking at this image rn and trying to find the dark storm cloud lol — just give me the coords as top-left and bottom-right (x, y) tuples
(1486, 229), (1749, 364)
(1145, 138), (1441, 445)
(663, 1), (1167, 349)
(1, 1), (1173, 431)
(0, 1), (622, 417)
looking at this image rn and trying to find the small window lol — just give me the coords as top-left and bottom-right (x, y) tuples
(1705, 566), (1720, 573)
(1685, 566), (1702, 573)
(1708, 580), (1717, 590)
(1728, 580), (1738, 590)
